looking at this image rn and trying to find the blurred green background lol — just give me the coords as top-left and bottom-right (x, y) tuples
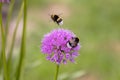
(1, 0), (120, 80)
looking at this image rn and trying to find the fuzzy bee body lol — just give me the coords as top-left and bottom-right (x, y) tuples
(67, 37), (79, 48)
(51, 14), (63, 25)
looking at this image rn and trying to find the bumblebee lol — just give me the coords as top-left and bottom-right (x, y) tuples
(67, 37), (79, 48)
(51, 14), (63, 25)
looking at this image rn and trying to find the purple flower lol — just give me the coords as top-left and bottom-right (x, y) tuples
(41, 28), (81, 64)
(0, 0), (10, 3)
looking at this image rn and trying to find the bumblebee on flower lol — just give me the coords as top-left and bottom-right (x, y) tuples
(41, 28), (81, 64)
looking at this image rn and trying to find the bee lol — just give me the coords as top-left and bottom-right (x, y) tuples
(51, 14), (63, 25)
(67, 37), (79, 48)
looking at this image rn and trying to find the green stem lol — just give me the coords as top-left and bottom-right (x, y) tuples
(7, 2), (24, 79)
(5, 0), (15, 38)
(55, 65), (60, 80)
(16, 0), (27, 80)
(0, 53), (2, 73)
(0, 3), (9, 80)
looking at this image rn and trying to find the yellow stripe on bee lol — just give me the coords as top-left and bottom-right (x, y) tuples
(57, 17), (61, 21)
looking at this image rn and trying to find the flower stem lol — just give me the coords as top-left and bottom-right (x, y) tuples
(7, 1), (24, 79)
(0, 3), (9, 80)
(55, 65), (60, 80)
(16, 0), (27, 80)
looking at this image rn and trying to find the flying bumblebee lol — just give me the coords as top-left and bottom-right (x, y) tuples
(67, 37), (79, 48)
(51, 14), (63, 25)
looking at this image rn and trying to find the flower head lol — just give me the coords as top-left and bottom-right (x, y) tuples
(0, 0), (10, 3)
(41, 28), (81, 64)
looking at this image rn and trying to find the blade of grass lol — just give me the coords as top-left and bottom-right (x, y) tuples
(7, 2), (24, 79)
(0, 54), (2, 73)
(0, 43), (3, 74)
(0, 12), (1, 73)
(0, 0), (15, 77)
(0, 3), (3, 74)
(16, 0), (27, 80)
(0, 3), (9, 80)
